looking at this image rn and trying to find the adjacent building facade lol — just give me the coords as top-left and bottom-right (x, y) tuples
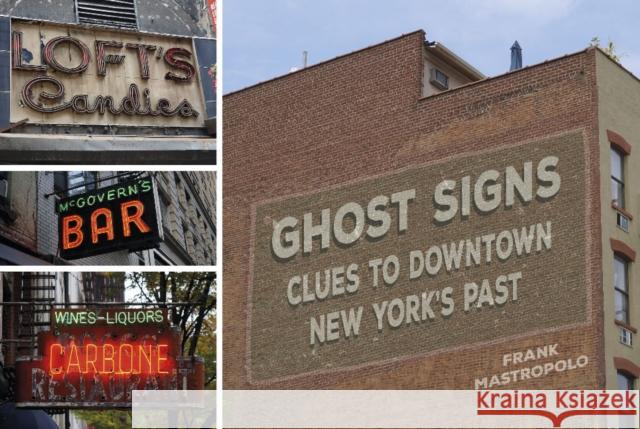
(0, 170), (216, 265)
(0, 0), (216, 164)
(224, 31), (639, 391)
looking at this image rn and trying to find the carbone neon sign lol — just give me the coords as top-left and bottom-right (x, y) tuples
(14, 308), (205, 408)
(56, 176), (163, 260)
(48, 340), (171, 376)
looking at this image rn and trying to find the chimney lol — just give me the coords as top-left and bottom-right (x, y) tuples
(510, 40), (522, 71)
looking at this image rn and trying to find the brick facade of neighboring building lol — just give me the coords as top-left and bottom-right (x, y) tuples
(224, 31), (638, 390)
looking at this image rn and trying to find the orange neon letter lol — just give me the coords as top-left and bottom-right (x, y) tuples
(66, 343), (81, 374)
(49, 343), (64, 375)
(157, 344), (169, 374)
(91, 208), (114, 243)
(139, 344), (153, 374)
(85, 343), (98, 374)
(118, 343), (134, 374)
(103, 343), (115, 373)
(62, 215), (83, 249)
(120, 200), (151, 237)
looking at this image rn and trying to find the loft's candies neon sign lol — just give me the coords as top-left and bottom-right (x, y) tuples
(48, 342), (171, 376)
(12, 29), (200, 118)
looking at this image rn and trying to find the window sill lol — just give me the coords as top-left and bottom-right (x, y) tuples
(612, 202), (634, 221)
(615, 319), (638, 334)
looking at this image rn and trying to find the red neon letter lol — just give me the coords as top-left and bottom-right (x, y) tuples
(62, 215), (83, 249)
(49, 343), (64, 375)
(121, 200), (151, 237)
(91, 207), (114, 243)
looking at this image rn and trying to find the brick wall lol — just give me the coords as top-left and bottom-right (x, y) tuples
(0, 172), (38, 253)
(223, 32), (604, 389)
(155, 171), (216, 265)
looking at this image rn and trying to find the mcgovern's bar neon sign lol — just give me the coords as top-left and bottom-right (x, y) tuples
(56, 177), (162, 260)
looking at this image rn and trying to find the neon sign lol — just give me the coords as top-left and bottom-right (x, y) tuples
(48, 342), (170, 376)
(12, 29), (200, 119)
(14, 307), (204, 408)
(56, 177), (163, 260)
(52, 309), (167, 327)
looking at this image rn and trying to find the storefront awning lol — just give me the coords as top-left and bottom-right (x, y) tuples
(0, 134), (216, 164)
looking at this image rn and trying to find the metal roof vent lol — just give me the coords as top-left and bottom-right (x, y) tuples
(510, 40), (522, 71)
(76, 0), (139, 29)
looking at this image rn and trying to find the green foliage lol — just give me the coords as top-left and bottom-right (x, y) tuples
(73, 410), (131, 429)
(126, 272), (216, 381)
(590, 36), (621, 62)
(194, 312), (216, 388)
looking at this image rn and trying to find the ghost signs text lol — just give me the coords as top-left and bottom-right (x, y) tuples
(271, 156), (560, 259)
(57, 178), (162, 260)
(12, 30), (199, 118)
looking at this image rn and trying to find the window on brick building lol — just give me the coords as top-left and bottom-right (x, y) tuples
(0, 172), (14, 223)
(54, 172), (97, 197)
(611, 147), (625, 208)
(616, 370), (636, 428)
(614, 255), (629, 323)
(429, 68), (449, 90)
(617, 371), (635, 390)
(160, 200), (168, 226)
(0, 172), (8, 202)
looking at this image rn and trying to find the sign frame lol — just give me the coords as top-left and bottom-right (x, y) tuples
(56, 175), (164, 260)
(14, 306), (204, 409)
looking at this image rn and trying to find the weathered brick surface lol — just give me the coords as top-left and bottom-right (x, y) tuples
(223, 31), (604, 390)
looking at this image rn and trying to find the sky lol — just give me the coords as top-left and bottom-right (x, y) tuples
(223, 0), (640, 94)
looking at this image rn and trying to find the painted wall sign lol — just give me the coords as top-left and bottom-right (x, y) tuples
(247, 132), (589, 382)
(14, 308), (204, 408)
(10, 20), (210, 127)
(56, 176), (163, 260)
